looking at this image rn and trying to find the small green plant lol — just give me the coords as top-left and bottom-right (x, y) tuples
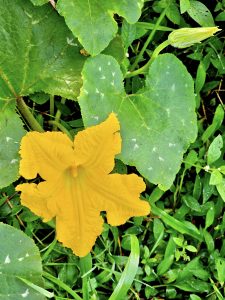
(173, 235), (198, 261)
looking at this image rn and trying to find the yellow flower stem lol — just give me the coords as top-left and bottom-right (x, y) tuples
(49, 120), (73, 140)
(16, 97), (44, 132)
(125, 40), (170, 78)
(52, 97), (66, 131)
(129, 7), (168, 72)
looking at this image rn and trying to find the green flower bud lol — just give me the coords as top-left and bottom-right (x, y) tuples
(168, 27), (221, 48)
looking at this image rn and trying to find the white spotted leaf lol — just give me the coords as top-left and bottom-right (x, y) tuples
(0, 223), (46, 300)
(0, 0), (126, 108)
(79, 54), (197, 189)
(0, 107), (26, 188)
(56, 0), (144, 56)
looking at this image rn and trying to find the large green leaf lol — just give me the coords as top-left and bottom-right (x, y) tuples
(0, 0), (86, 106)
(0, 0), (126, 108)
(0, 223), (46, 299)
(56, 0), (144, 56)
(79, 54), (197, 189)
(0, 107), (26, 188)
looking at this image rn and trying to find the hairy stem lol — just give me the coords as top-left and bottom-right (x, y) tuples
(49, 95), (54, 117)
(49, 120), (73, 140)
(130, 7), (168, 72)
(16, 97), (44, 132)
(53, 97), (66, 131)
(125, 40), (170, 78)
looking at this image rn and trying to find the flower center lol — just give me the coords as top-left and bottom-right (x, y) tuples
(70, 165), (78, 178)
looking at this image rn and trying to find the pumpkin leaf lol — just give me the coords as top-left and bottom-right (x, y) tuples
(0, 0), (86, 105)
(79, 54), (197, 189)
(16, 114), (150, 257)
(0, 106), (26, 188)
(0, 222), (47, 300)
(56, 0), (144, 56)
(0, 0), (127, 108)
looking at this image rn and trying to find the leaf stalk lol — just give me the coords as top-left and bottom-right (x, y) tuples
(16, 97), (44, 132)
(130, 7), (168, 72)
(126, 40), (170, 78)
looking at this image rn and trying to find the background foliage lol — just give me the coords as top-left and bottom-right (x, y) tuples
(0, 0), (225, 299)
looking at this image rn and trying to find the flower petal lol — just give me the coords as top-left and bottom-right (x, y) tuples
(19, 132), (75, 180)
(16, 182), (56, 222)
(17, 173), (104, 257)
(85, 173), (150, 225)
(104, 174), (150, 225)
(74, 113), (121, 175)
(55, 175), (104, 256)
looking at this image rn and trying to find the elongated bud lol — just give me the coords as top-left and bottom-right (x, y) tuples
(168, 27), (221, 48)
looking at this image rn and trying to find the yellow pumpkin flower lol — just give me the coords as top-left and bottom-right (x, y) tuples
(16, 113), (150, 257)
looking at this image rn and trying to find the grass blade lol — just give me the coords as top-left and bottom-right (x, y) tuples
(109, 235), (140, 300)
(79, 253), (92, 300)
(43, 271), (82, 300)
(150, 202), (203, 241)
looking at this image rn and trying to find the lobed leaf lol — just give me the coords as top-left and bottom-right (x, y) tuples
(0, 223), (46, 300)
(0, 107), (26, 188)
(79, 54), (197, 189)
(56, 0), (144, 56)
(0, 0), (86, 105)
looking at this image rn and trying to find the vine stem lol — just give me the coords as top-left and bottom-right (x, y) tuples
(16, 97), (44, 132)
(130, 7), (168, 72)
(49, 120), (73, 140)
(49, 95), (54, 117)
(52, 97), (66, 131)
(125, 40), (170, 78)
